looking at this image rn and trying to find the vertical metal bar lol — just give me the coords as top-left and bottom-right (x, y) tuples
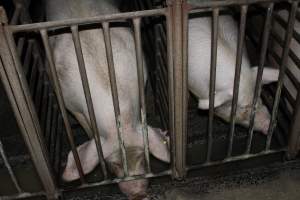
(10, 3), (22, 25)
(207, 8), (219, 162)
(168, 0), (187, 179)
(0, 25), (58, 199)
(70, 25), (108, 179)
(133, 18), (151, 173)
(227, 5), (248, 158)
(102, 22), (128, 176)
(266, 1), (298, 151)
(246, 3), (274, 154)
(0, 126), (23, 193)
(166, 2), (176, 179)
(40, 29), (85, 183)
(287, 91), (300, 159)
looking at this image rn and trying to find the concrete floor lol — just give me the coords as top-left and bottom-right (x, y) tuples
(62, 160), (300, 200)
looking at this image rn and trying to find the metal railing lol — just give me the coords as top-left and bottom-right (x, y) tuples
(0, 0), (300, 199)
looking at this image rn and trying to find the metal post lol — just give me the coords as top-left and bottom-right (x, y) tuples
(0, 7), (59, 200)
(287, 91), (300, 159)
(167, 0), (187, 179)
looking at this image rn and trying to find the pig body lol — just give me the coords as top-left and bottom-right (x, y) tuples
(46, 0), (170, 199)
(188, 15), (279, 134)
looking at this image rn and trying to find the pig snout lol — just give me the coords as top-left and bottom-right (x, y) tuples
(118, 179), (149, 200)
(254, 110), (271, 135)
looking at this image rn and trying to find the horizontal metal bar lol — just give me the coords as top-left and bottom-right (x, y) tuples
(0, 192), (45, 200)
(246, 3), (274, 154)
(40, 29), (86, 183)
(10, 8), (167, 33)
(63, 169), (171, 192)
(70, 25), (108, 179)
(133, 17), (151, 173)
(102, 21), (128, 176)
(188, 148), (286, 171)
(188, 0), (285, 10)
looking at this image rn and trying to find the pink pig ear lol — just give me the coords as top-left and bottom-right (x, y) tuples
(252, 67), (279, 85)
(147, 126), (170, 163)
(62, 138), (112, 181)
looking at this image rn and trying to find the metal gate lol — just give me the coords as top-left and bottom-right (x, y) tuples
(0, 0), (300, 199)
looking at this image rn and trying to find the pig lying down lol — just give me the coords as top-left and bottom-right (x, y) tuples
(188, 14), (279, 134)
(46, 0), (170, 199)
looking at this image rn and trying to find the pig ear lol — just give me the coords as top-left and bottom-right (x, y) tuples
(252, 67), (279, 85)
(147, 126), (170, 163)
(62, 139), (112, 181)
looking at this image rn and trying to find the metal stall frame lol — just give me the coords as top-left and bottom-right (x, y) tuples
(0, 4), (176, 200)
(0, 0), (300, 199)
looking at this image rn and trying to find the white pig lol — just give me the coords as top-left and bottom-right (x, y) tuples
(188, 15), (279, 134)
(46, 0), (170, 199)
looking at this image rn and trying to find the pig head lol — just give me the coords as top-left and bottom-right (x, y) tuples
(188, 15), (279, 134)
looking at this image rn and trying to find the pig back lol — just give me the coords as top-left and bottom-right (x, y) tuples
(46, 0), (141, 137)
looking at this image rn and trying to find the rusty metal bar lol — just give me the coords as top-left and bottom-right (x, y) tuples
(246, 3), (274, 154)
(0, 24), (58, 199)
(70, 25), (108, 179)
(40, 29), (85, 183)
(206, 8), (219, 162)
(0, 138), (23, 193)
(102, 22), (128, 176)
(227, 5), (248, 158)
(10, 8), (167, 33)
(133, 18), (151, 173)
(266, 1), (298, 151)
(166, 4), (176, 179)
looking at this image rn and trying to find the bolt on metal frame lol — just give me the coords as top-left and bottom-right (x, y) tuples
(0, 0), (300, 199)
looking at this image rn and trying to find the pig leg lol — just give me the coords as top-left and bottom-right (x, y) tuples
(71, 111), (93, 138)
(198, 90), (232, 109)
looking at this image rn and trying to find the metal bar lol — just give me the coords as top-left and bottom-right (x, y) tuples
(22, 40), (33, 76)
(166, 4), (175, 179)
(40, 29), (85, 183)
(10, 8), (167, 33)
(246, 3), (274, 154)
(188, 0), (284, 10)
(0, 25), (58, 199)
(1, 192), (45, 200)
(287, 88), (300, 159)
(266, 1), (298, 151)
(64, 169), (172, 191)
(227, 5), (248, 158)
(102, 22), (128, 176)
(207, 8), (219, 162)
(0, 138), (23, 193)
(70, 25), (108, 179)
(17, 37), (25, 56)
(10, 3), (22, 25)
(168, 0), (187, 179)
(188, 148), (286, 171)
(133, 18), (151, 173)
